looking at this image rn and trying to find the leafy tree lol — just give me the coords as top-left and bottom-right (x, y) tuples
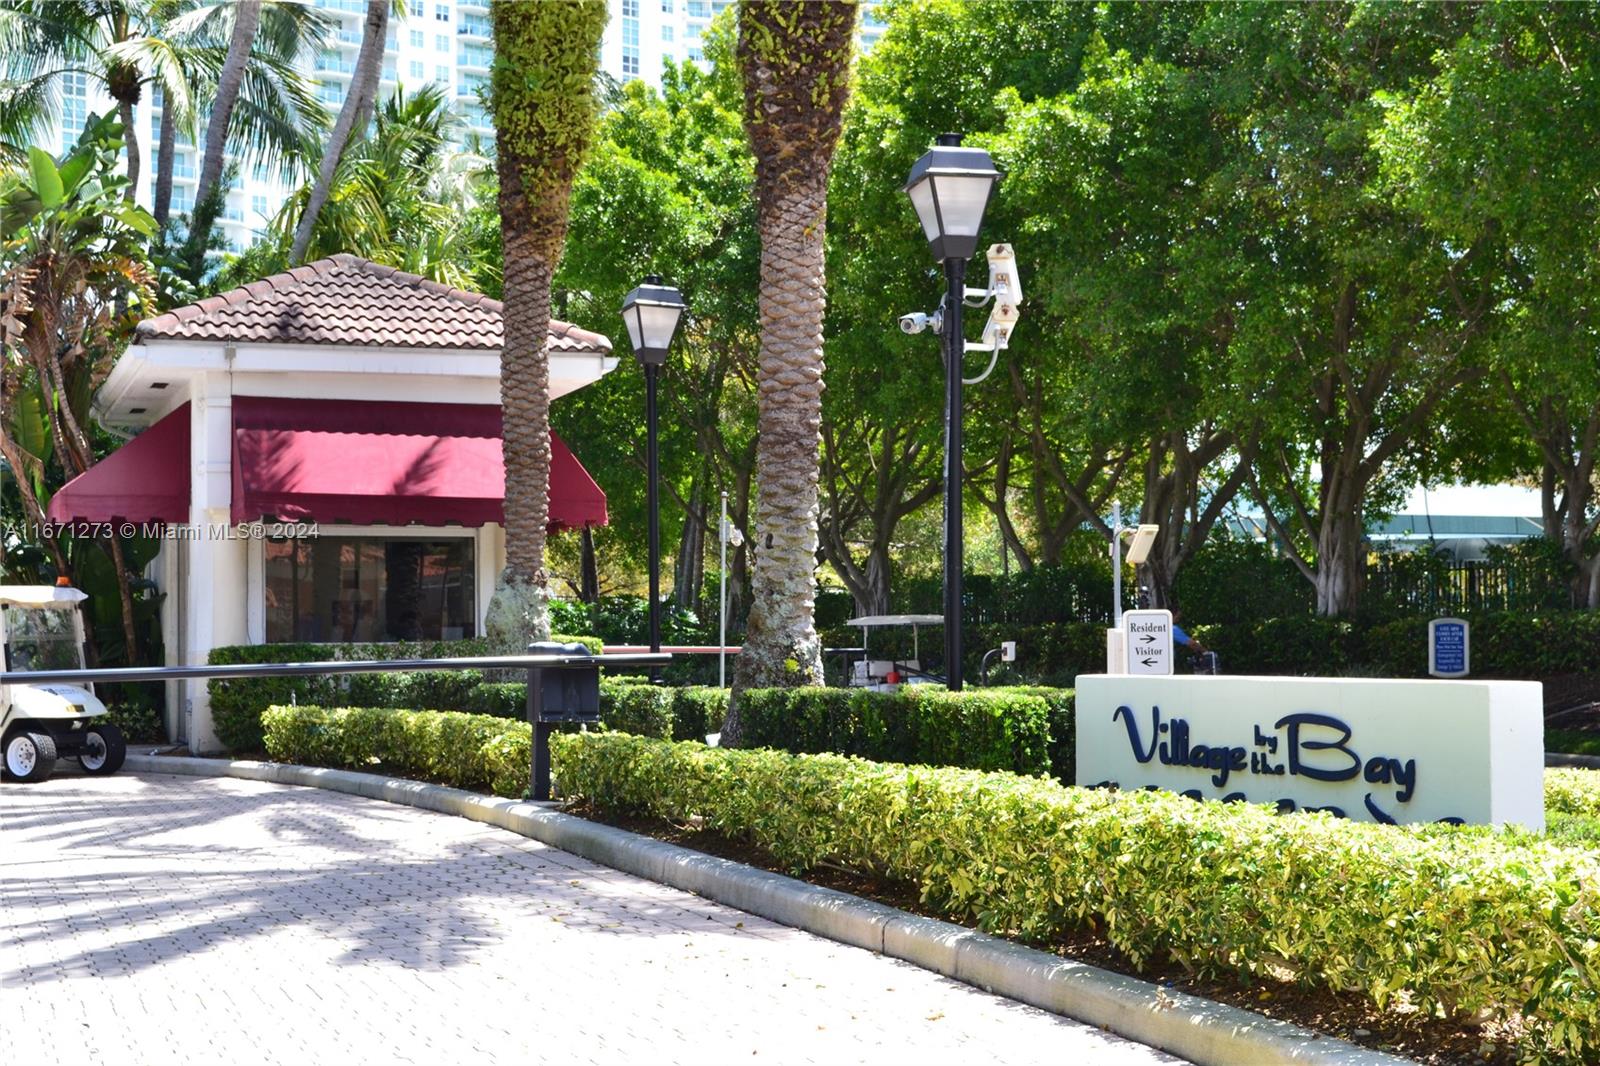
(1375, 2), (1600, 606)
(484, 0), (608, 650)
(555, 28), (760, 623)
(1193, 2), (1498, 617)
(0, 114), (157, 657)
(722, 0), (856, 744)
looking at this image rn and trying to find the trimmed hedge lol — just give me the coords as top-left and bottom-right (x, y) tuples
(603, 684), (727, 742)
(263, 704), (530, 797)
(257, 685), (730, 794)
(1545, 768), (1600, 820)
(737, 685), (1071, 780)
(207, 636), (601, 751)
(552, 734), (1600, 1063)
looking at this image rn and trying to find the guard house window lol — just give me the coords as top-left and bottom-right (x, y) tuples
(265, 536), (476, 642)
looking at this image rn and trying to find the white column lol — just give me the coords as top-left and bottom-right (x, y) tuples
(183, 371), (248, 753)
(476, 524), (503, 638)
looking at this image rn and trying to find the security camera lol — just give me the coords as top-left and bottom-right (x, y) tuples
(898, 309), (943, 335)
(979, 301), (1020, 350)
(986, 243), (1022, 308)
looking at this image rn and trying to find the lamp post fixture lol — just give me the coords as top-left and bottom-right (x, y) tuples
(903, 134), (1001, 692)
(621, 274), (687, 654)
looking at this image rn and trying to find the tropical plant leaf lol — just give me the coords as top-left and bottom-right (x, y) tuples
(27, 145), (62, 207)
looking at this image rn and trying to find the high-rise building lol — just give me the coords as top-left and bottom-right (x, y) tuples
(599, 0), (883, 86)
(24, 0), (885, 249)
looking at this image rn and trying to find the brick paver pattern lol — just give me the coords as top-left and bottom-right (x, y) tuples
(2, 772), (1188, 1065)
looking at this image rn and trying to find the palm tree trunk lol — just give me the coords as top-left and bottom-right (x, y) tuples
(497, 171), (556, 586)
(117, 98), (140, 200)
(723, 0), (856, 746)
(291, 0), (388, 264)
(153, 102), (175, 227)
(482, 0), (608, 651)
(190, 0), (262, 246)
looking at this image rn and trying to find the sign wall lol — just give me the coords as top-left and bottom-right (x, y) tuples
(1075, 674), (1543, 829)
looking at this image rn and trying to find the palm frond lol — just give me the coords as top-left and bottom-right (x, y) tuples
(255, 0), (334, 63)
(0, 70), (62, 161)
(229, 57), (328, 181)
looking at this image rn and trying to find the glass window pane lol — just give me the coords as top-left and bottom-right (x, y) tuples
(265, 536), (475, 643)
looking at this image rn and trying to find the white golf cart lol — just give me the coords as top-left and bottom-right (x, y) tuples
(841, 614), (945, 690)
(1, 583), (125, 783)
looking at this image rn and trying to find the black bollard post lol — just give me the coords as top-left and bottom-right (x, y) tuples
(527, 665), (552, 801)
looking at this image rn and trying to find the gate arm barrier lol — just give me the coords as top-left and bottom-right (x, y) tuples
(3, 650), (672, 800)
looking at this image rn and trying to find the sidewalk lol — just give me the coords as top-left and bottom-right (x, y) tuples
(0, 772), (1187, 1065)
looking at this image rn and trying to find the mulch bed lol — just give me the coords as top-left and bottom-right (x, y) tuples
(573, 803), (1521, 1065)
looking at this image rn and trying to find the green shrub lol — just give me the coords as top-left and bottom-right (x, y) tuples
(670, 686), (729, 741)
(101, 701), (165, 744)
(208, 636), (599, 751)
(262, 704), (531, 798)
(736, 686), (1062, 778)
(1545, 768), (1600, 819)
(1548, 729), (1600, 758)
(605, 684), (675, 739)
(551, 733), (1600, 1063)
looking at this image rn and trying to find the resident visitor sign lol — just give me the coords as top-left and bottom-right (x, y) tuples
(1429, 617), (1469, 678)
(1122, 609), (1173, 676)
(1075, 674), (1543, 829)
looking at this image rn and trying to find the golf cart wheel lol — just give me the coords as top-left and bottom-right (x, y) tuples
(3, 731), (57, 783)
(79, 723), (126, 775)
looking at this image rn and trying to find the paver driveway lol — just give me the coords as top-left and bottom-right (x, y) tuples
(2, 772), (1188, 1065)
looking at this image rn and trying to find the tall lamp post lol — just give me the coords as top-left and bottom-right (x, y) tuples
(621, 275), (687, 654)
(903, 134), (1000, 691)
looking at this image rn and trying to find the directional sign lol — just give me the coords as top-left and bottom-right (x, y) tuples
(1123, 609), (1173, 676)
(1428, 617), (1470, 678)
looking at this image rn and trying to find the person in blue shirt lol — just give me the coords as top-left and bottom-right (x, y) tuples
(1171, 609), (1209, 656)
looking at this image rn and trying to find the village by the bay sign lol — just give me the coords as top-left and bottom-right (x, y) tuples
(1075, 674), (1545, 829)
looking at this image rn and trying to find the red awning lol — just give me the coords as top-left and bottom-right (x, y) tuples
(46, 404), (191, 524)
(230, 397), (606, 529)
(46, 397), (607, 531)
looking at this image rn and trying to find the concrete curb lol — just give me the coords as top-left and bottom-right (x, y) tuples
(125, 753), (1410, 1066)
(1546, 752), (1600, 769)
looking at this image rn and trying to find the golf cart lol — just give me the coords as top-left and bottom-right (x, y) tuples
(840, 614), (945, 690)
(1, 583), (125, 783)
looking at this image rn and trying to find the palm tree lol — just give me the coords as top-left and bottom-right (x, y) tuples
(177, 0), (328, 259)
(289, 0), (393, 265)
(247, 84), (489, 287)
(0, 0), (200, 195)
(722, 0), (856, 745)
(482, 0), (608, 650)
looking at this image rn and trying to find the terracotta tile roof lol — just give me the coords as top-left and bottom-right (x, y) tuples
(135, 253), (612, 354)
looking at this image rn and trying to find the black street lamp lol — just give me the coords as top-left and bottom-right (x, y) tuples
(621, 275), (687, 654)
(904, 134), (1000, 692)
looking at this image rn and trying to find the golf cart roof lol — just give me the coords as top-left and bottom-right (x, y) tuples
(844, 614), (945, 628)
(0, 585), (88, 608)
